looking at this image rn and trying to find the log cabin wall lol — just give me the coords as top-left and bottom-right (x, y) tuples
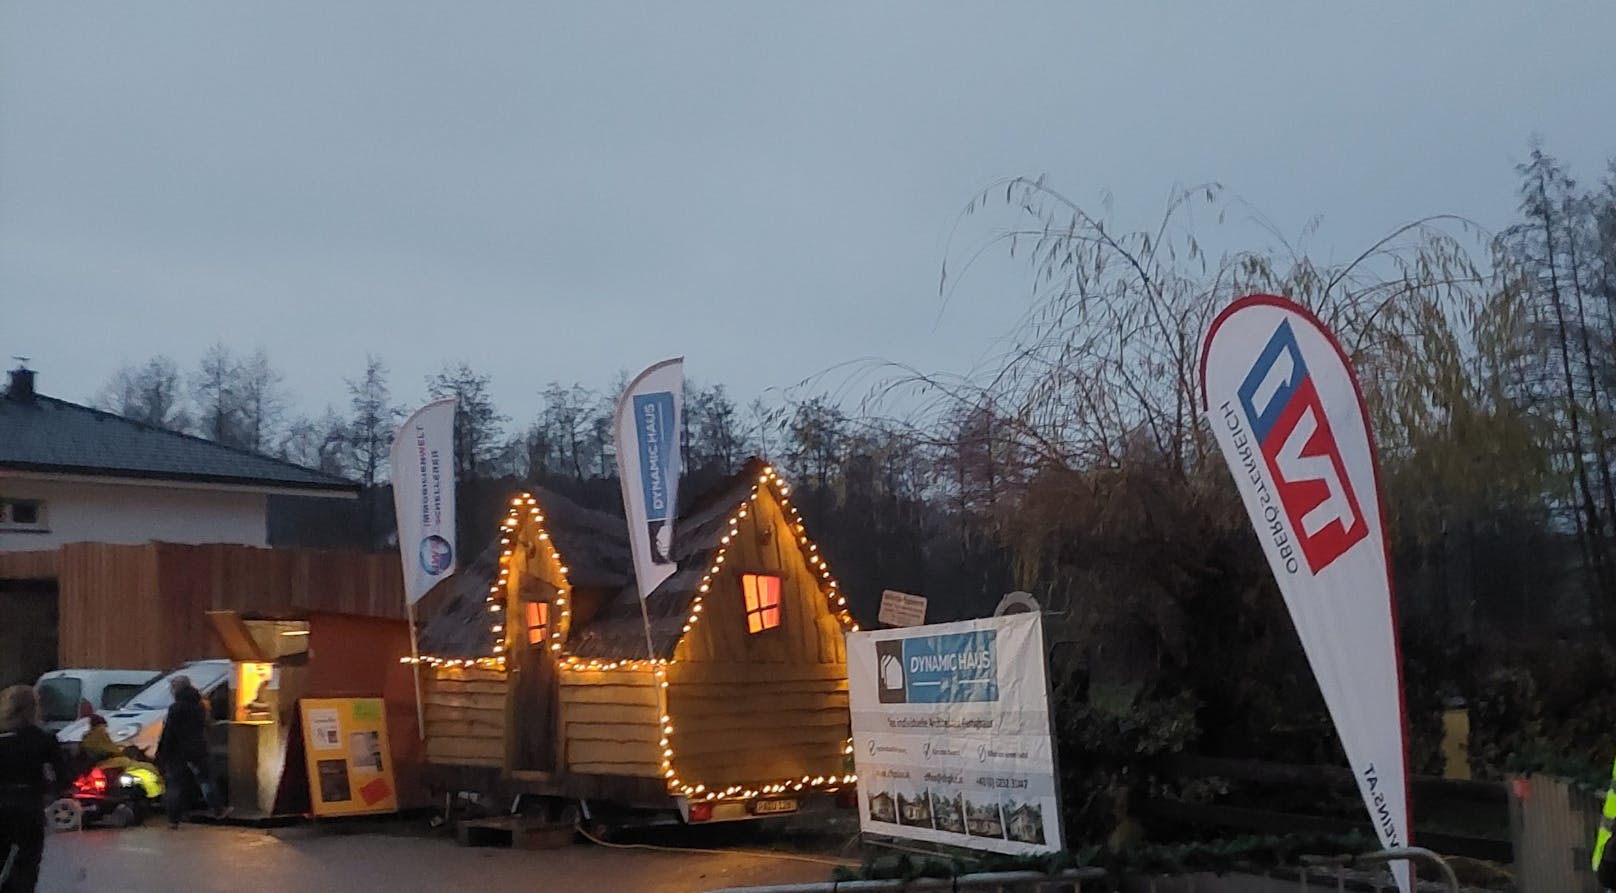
(422, 666), (507, 768)
(664, 488), (849, 789)
(556, 667), (663, 778)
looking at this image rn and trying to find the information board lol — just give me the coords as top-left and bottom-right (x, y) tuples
(848, 613), (1062, 855)
(299, 698), (398, 817)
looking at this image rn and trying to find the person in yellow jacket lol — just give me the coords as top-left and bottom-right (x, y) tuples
(79, 716), (121, 765)
(1598, 754), (1616, 889)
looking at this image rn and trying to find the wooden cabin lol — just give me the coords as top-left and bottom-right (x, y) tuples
(412, 459), (859, 813)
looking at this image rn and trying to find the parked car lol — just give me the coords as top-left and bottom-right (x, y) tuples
(55, 659), (232, 756)
(35, 669), (161, 734)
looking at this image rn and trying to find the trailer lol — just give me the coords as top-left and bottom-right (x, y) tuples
(412, 459), (859, 834)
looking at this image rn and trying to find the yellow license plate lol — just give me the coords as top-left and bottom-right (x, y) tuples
(750, 798), (798, 815)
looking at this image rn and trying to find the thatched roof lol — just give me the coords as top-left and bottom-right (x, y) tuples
(415, 458), (772, 661)
(567, 458), (767, 660)
(415, 484), (631, 658)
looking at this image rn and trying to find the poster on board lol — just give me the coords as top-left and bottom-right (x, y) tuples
(299, 698), (398, 817)
(848, 613), (1062, 856)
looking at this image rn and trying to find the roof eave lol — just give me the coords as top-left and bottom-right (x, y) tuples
(0, 464), (360, 498)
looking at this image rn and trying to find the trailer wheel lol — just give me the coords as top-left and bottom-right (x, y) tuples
(583, 819), (615, 844)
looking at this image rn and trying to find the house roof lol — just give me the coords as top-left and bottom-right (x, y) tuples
(416, 485), (633, 658)
(567, 460), (766, 661)
(416, 458), (796, 661)
(0, 387), (357, 494)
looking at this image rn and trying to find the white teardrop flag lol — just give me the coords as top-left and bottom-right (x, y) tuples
(1199, 295), (1412, 893)
(390, 398), (458, 606)
(615, 358), (684, 602)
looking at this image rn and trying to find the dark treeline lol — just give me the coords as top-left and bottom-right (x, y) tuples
(95, 144), (1616, 837)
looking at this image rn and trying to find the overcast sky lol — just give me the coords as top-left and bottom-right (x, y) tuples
(4, 3), (1615, 428)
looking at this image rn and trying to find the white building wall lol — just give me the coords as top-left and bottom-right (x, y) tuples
(0, 477), (268, 550)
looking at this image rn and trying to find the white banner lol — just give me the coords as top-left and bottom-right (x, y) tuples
(390, 398), (457, 606)
(848, 613), (1063, 856)
(1199, 294), (1411, 893)
(615, 358), (684, 600)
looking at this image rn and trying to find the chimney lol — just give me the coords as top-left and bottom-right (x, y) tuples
(6, 365), (35, 402)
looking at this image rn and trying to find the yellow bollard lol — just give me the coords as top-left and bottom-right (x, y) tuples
(1441, 706), (1471, 780)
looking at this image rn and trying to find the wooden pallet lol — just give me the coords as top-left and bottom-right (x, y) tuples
(456, 816), (575, 850)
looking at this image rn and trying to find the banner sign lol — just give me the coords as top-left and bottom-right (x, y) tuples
(848, 613), (1062, 856)
(615, 358), (684, 600)
(1199, 294), (1411, 893)
(390, 399), (457, 606)
(299, 698), (398, 817)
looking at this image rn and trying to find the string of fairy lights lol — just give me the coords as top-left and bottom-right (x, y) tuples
(404, 466), (861, 802)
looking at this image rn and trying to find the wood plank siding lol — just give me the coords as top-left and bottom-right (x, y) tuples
(664, 489), (850, 791)
(6, 541), (405, 668)
(557, 667), (663, 778)
(424, 667), (508, 768)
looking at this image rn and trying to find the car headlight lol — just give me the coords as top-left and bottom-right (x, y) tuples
(110, 722), (143, 743)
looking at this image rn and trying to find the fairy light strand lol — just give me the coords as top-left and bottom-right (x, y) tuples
(411, 467), (860, 801)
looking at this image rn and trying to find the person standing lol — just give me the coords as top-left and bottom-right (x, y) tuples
(0, 685), (65, 893)
(153, 676), (224, 828)
(1597, 751), (1616, 890)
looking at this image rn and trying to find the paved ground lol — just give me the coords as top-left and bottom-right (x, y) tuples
(37, 822), (848, 893)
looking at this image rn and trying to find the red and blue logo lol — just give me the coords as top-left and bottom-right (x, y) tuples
(1237, 320), (1369, 573)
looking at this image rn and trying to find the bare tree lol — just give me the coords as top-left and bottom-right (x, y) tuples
(347, 356), (401, 490)
(234, 348), (286, 452)
(192, 343), (245, 447)
(427, 362), (508, 481)
(279, 409), (349, 476)
(95, 356), (192, 431)
(688, 383), (742, 474)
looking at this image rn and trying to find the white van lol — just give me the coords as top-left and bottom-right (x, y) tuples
(55, 659), (233, 756)
(35, 669), (161, 734)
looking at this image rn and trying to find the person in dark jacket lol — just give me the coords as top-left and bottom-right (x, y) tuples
(153, 676), (224, 828)
(0, 684), (66, 893)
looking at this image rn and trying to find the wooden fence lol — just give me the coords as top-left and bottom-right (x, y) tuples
(3, 542), (404, 668)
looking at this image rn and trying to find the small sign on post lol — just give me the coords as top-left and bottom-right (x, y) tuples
(878, 589), (927, 628)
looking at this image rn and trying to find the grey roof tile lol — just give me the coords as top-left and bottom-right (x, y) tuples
(0, 392), (356, 492)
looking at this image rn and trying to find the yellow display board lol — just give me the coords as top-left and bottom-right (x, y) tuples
(299, 698), (398, 817)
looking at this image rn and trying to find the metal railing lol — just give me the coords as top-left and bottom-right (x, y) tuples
(1301, 846), (1461, 893)
(705, 867), (1108, 892)
(706, 847), (1464, 893)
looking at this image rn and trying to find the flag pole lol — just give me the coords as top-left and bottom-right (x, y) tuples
(407, 601), (426, 740)
(613, 359), (684, 665)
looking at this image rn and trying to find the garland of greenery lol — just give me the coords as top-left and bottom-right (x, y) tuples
(831, 830), (1379, 882)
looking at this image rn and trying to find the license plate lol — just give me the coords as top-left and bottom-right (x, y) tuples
(750, 798), (798, 815)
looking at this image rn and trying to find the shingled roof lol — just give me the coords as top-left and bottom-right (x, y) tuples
(416, 458), (776, 661)
(0, 370), (355, 494)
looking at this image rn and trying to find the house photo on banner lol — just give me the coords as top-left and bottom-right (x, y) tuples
(410, 458), (859, 810)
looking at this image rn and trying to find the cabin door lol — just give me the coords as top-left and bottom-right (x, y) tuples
(512, 599), (559, 772)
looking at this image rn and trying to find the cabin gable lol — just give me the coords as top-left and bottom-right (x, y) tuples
(663, 483), (851, 794)
(669, 488), (845, 667)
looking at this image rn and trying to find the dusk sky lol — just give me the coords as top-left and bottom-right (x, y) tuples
(4, 3), (1615, 427)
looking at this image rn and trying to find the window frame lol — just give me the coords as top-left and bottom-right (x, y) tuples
(0, 497), (48, 533)
(741, 573), (783, 634)
(525, 600), (550, 646)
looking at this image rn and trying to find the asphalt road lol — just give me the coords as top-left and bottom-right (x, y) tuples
(36, 823), (845, 893)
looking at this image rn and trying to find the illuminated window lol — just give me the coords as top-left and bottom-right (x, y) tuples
(525, 601), (549, 645)
(741, 574), (782, 633)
